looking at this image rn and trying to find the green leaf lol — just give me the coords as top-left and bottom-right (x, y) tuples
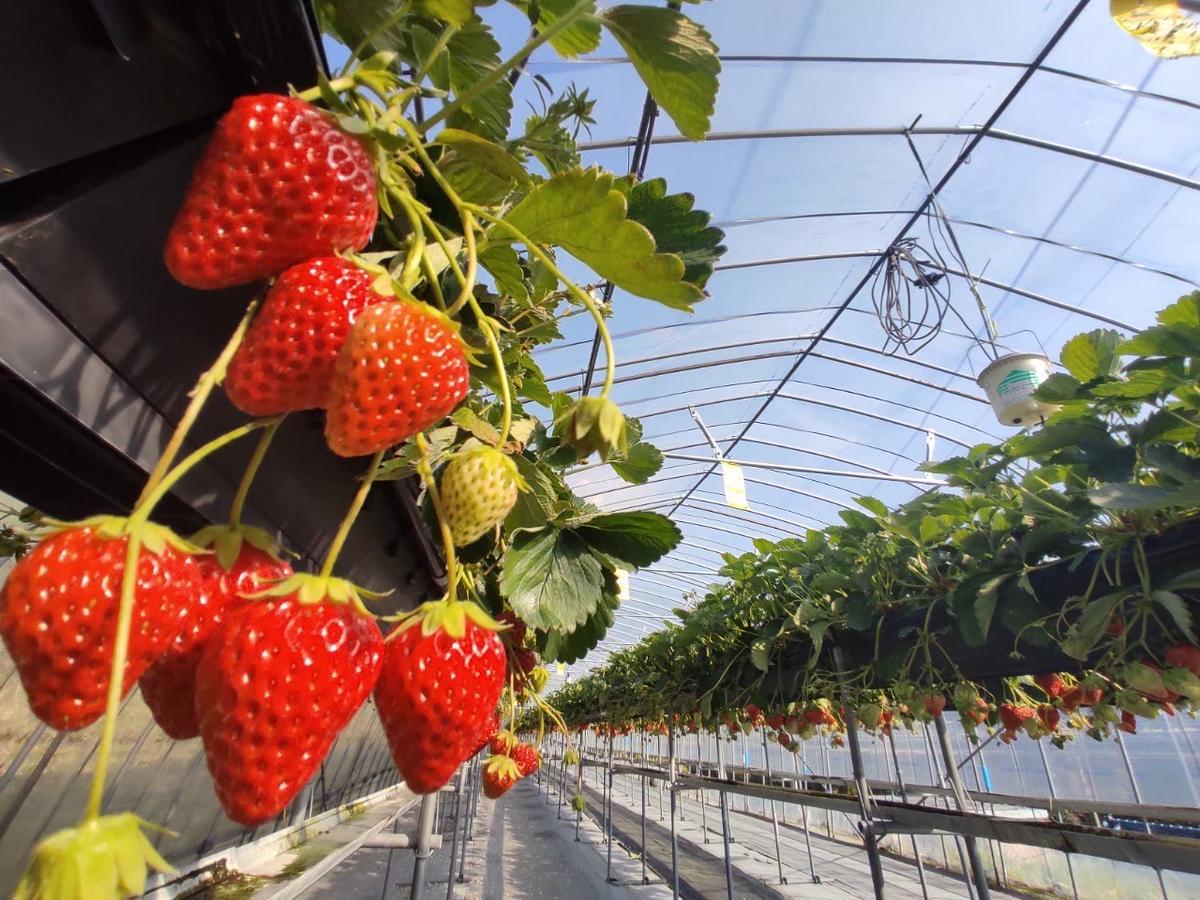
(451, 406), (501, 444)
(506, 455), (562, 531)
(1089, 367), (1178, 399)
(609, 442), (664, 485)
(1122, 323), (1200, 358)
(573, 511), (682, 568)
(416, 18), (513, 141)
(509, 0), (602, 57)
(500, 528), (604, 631)
(621, 178), (726, 290)
(750, 638), (770, 673)
(854, 496), (889, 518)
(973, 575), (1008, 642)
(1157, 292), (1200, 328)
(479, 244), (529, 303)
(540, 597), (617, 663)
(1062, 591), (1125, 660)
(435, 128), (531, 204)
(1089, 481), (1200, 511)
(415, 0), (474, 25)
(1152, 590), (1196, 643)
(601, 5), (720, 141)
(1035, 373), (1086, 403)
(498, 168), (703, 309)
(316, 0), (411, 57)
(1060, 329), (1122, 382)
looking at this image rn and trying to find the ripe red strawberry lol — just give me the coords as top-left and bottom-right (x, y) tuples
(766, 714), (786, 731)
(489, 730), (517, 756)
(922, 693), (946, 717)
(440, 448), (525, 546)
(195, 582), (383, 825)
(1034, 673), (1065, 699)
(512, 743), (540, 777)
(483, 755), (520, 798)
(374, 602), (505, 794)
(1118, 710), (1137, 734)
(0, 521), (203, 731)
(498, 611), (527, 646)
(224, 258), (386, 416)
(744, 703), (764, 725)
(164, 95), (377, 289)
(1037, 704), (1060, 732)
(324, 300), (469, 457)
(803, 707), (826, 726)
(999, 703), (1034, 733)
(140, 542), (292, 740)
(1166, 644), (1200, 678)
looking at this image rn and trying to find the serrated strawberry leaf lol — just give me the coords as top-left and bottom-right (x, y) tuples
(620, 178), (725, 291)
(497, 168), (703, 309)
(508, 0), (602, 57)
(414, 18), (512, 142)
(608, 441), (664, 485)
(500, 528), (604, 631)
(600, 5), (720, 141)
(571, 511), (681, 568)
(435, 128), (531, 205)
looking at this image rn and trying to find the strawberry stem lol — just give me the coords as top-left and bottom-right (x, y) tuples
(229, 416), (284, 528)
(297, 76), (358, 103)
(319, 450), (386, 579)
(411, 23), (459, 85)
(417, 0), (595, 134)
(86, 419), (273, 822)
(466, 294), (513, 447)
(413, 432), (459, 604)
(134, 298), (260, 509)
(468, 205), (617, 400)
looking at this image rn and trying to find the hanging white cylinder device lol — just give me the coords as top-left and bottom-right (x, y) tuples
(976, 352), (1058, 427)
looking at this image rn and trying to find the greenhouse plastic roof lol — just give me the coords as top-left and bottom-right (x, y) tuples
(475, 1), (1200, 687)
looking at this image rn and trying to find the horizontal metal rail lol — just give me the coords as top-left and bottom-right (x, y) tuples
(663, 453), (943, 486)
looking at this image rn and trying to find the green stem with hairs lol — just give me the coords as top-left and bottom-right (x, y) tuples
(86, 419), (272, 822)
(418, 0), (596, 133)
(229, 416), (284, 528)
(466, 294), (513, 447)
(413, 23), (460, 84)
(445, 210), (478, 317)
(468, 205), (616, 400)
(319, 450), (386, 579)
(135, 299), (260, 508)
(414, 432), (459, 603)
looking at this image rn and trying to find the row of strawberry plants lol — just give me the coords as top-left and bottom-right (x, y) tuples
(0, 4), (726, 899)
(547, 294), (1200, 752)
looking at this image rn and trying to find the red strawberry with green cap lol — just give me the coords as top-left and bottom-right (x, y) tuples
(140, 528), (292, 740)
(473, 710), (501, 756)
(224, 258), (387, 416)
(489, 729), (517, 756)
(164, 95), (377, 289)
(194, 573), (384, 825)
(374, 600), (506, 793)
(440, 447), (526, 546)
(922, 693), (946, 717)
(1034, 673), (1065, 699)
(324, 300), (470, 457)
(1166, 644), (1200, 678)
(0, 519), (203, 731)
(482, 754), (521, 798)
(999, 703), (1034, 733)
(512, 743), (540, 777)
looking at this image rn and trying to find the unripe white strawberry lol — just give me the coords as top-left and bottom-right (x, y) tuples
(440, 447), (526, 546)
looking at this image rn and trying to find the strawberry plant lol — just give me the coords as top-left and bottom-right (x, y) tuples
(4, 3), (725, 896)
(547, 294), (1200, 751)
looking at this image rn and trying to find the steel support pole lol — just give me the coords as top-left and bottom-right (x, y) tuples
(791, 747), (820, 882)
(762, 730), (787, 884)
(715, 729), (736, 900)
(843, 704), (888, 900)
(457, 761), (476, 882)
(444, 767), (466, 900)
(668, 728), (681, 900)
(640, 731), (649, 885)
(887, 732), (930, 900)
(1035, 741), (1079, 900)
(606, 733), (616, 883)
(575, 744), (585, 842)
(697, 731), (709, 842)
(1115, 730), (1171, 900)
(933, 713), (992, 900)
(410, 793), (439, 900)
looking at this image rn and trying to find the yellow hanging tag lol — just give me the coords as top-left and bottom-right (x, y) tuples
(1112, 0), (1200, 57)
(556, 661), (565, 676)
(721, 461), (750, 511)
(616, 569), (631, 602)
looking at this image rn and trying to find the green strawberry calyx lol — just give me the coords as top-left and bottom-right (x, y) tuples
(391, 598), (503, 639)
(44, 516), (206, 558)
(484, 753), (521, 781)
(14, 813), (175, 900)
(491, 729), (518, 752)
(552, 396), (628, 462)
(191, 524), (285, 570)
(245, 573), (387, 619)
